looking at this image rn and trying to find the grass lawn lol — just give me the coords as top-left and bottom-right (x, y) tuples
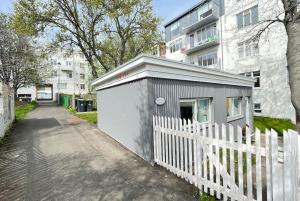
(1, 101), (38, 145)
(15, 101), (38, 121)
(254, 116), (296, 135)
(75, 112), (97, 124)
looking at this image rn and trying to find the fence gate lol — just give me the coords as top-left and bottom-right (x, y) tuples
(153, 116), (299, 201)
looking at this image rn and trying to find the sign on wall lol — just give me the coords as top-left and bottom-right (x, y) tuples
(155, 97), (165, 106)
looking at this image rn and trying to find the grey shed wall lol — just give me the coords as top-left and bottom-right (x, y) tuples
(147, 78), (253, 129)
(97, 79), (153, 162)
(97, 77), (253, 162)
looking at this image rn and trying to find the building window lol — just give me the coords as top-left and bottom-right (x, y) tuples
(226, 97), (242, 117)
(80, 74), (85, 79)
(197, 52), (218, 67)
(196, 23), (217, 45)
(66, 61), (71, 66)
(237, 5), (258, 28)
(57, 83), (67, 89)
(198, 0), (213, 21)
(238, 40), (258, 58)
(171, 21), (180, 40)
(63, 71), (72, 78)
(169, 39), (182, 53)
(240, 71), (260, 87)
(190, 34), (195, 48)
(254, 103), (262, 113)
(80, 84), (85, 90)
(180, 98), (212, 123)
(80, 63), (86, 69)
(52, 70), (57, 77)
(68, 72), (72, 78)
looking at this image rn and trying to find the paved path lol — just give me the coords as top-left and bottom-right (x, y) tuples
(0, 106), (197, 201)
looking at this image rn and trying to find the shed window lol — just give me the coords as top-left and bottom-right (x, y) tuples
(180, 98), (212, 123)
(227, 97), (242, 117)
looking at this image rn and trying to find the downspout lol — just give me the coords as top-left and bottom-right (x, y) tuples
(220, 15), (224, 71)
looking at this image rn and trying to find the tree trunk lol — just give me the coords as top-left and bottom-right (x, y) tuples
(84, 54), (98, 79)
(286, 22), (300, 124)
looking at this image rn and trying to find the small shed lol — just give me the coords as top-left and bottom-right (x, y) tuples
(92, 55), (255, 162)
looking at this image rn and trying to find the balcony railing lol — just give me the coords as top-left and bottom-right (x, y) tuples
(182, 1), (219, 34)
(183, 35), (220, 55)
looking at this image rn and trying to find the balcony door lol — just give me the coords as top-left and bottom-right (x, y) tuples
(190, 34), (195, 48)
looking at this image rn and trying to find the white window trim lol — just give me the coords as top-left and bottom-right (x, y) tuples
(254, 103), (262, 114)
(241, 71), (260, 88)
(169, 38), (183, 53)
(180, 98), (212, 124)
(197, 52), (218, 67)
(238, 40), (259, 58)
(237, 5), (258, 29)
(227, 97), (243, 122)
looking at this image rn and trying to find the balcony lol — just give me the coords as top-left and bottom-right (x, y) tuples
(182, 2), (219, 34)
(183, 35), (220, 55)
(60, 65), (73, 71)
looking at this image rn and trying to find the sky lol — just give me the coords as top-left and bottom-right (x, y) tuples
(0, 0), (14, 13)
(0, 0), (199, 25)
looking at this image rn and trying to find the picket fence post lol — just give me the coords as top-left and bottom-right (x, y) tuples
(152, 116), (299, 201)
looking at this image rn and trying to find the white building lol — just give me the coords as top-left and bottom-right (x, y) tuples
(164, 0), (297, 122)
(17, 50), (91, 102)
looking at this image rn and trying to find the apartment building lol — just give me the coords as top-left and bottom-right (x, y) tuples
(164, 0), (296, 122)
(17, 50), (91, 102)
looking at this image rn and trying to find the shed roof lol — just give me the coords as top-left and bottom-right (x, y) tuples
(91, 54), (255, 90)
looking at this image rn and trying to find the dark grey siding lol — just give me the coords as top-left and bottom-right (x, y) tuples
(147, 78), (253, 129)
(97, 79), (153, 162)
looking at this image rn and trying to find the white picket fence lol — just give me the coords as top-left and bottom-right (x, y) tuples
(153, 116), (300, 201)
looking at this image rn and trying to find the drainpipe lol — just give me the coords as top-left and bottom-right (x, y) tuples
(220, 16), (224, 71)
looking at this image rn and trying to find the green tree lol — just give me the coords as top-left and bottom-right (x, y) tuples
(12, 0), (161, 78)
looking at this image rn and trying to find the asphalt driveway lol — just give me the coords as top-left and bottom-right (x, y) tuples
(0, 106), (197, 201)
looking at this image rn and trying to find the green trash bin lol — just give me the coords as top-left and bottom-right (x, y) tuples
(63, 96), (70, 108)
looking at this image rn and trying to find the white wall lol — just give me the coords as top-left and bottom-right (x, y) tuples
(222, 0), (296, 122)
(17, 50), (92, 101)
(0, 82), (15, 138)
(164, 0), (296, 122)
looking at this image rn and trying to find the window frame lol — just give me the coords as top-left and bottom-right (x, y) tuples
(80, 84), (85, 90)
(238, 40), (259, 58)
(226, 97), (243, 121)
(240, 71), (260, 88)
(237, 5), (258, 29)
(179, 98), (212, 123)
(254, 103), (262, 113)
(197, 52), (218, 67)
(169, 38), (183, 53)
